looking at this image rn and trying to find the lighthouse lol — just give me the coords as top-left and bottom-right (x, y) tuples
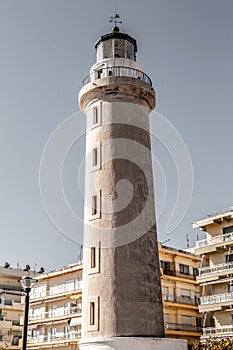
(78, 19), (187, 350)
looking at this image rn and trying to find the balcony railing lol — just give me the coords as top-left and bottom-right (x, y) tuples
(200, 292), (233, 306)
(29, 307), (82, 321)
(162, 269), (196, 280)
(164, 295), (199, 306)
(82, 66), (152, 87)
(203, 325), (233, 337)
(199, 262), (233, 276)
(28, 331), (81, 343)
(196, 232), (233, 248)
(165, 323), (202, 333)
(31, 281), (82, 299)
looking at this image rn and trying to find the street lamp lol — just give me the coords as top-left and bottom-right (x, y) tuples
(20, 276), (37, 350)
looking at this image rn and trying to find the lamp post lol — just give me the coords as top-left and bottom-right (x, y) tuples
(20, 276), (37, 350)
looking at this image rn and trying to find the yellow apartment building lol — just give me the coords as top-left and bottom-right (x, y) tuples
(0, 265), (25, 349)
(158, 243), (202, 350)
(194, 207), (233, 343)
(26, 262), (82, 350)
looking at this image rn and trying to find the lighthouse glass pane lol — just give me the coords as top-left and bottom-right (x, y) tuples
(126, 41), (135, 60)
(97, 43), (103, 61)
(114, 39), (125, 58)
(102, 40), (113, 59)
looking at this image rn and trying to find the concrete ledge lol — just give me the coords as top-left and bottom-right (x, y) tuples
(79, 337), (187, 350)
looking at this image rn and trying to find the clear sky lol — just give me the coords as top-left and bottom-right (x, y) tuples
(0, 0), (233, 271)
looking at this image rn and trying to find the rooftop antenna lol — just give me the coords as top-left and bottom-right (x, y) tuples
(109, 6), (122, 29)
(186, 234), (190, 249)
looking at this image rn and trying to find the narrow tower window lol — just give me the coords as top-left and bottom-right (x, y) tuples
(92, 195), (97, 216)
(90, 302), (95, 326)
(90, 247), (96, 269)
(93, 107), (98, 124)
(93, 148), (98, 167)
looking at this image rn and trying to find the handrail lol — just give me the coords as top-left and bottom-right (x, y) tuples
(165, 323), (202, 333)
(82, 66), (152, 87)
(164, 295), (199, 306)
(28, 331), (81, 343)
(196, 231), (233, 248)
(200, 291), (233, 305)
(199, 261), (233, 276)
(31, 281), (82, 299)
(203, 325), (233, 336)
(29, 307), (81, 321)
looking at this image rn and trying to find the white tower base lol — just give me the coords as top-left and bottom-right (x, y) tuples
(79, 337), (187, 350)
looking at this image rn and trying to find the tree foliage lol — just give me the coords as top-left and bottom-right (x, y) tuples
(200, 338), (233, 350)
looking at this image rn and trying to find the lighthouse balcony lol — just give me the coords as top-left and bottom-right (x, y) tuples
(82, 65), (152, 87)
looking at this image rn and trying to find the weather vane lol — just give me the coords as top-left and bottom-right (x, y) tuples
(109, 7), (122, 27)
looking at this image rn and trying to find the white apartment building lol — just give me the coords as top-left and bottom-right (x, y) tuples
(194, 207), (233, 342)
(27, 262), (82, 350)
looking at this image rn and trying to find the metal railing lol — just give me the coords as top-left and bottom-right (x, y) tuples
(196, 231), (233, 248)
(29, 307), (82, 321)
(203, 325), (233, 337)
(28, 331), (81, 343)
(200, 292), (233, 305)
(163, 295), (199, 306)
(162, 269), (196, 280)
(165, 323), (202, 333)
(82, 66), (152, 87)
(199, 262), (233, 276)
(31, 281), (82, 299)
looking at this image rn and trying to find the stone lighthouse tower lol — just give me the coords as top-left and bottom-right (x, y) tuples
(78, 21), (186, 350)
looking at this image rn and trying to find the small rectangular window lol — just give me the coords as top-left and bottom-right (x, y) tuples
(93, 148), (98, 167)
(91, 247), (96, 269)
(90, 302), (95, 326)
(93, 107), (98, 124)
(179, 263), (189, 275)
(92, 195), (97, 215)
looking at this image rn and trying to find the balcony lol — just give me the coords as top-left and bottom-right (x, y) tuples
(196, 232), (233, 254)
(163, 295), (199, 306)
(28, 331), (81, 344)
(199, 292), (233, 312)
(165, 323), (202, 333)
(29, 307), (82, 323)
(82, 66), (152, 87)
(202, 325), (233, 340)
(197, 262), (233, 283)
(30, 281), (82, 301)
(162, 269), (196, 280)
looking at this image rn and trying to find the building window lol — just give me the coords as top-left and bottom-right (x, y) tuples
(91, 247), (96, 269)
(161, 286), (168, 296)
(196, 318), (202, 327)
(93, 148), (98, 167)
(90, 302), (95, 325)
(226, 254), (233, 262)
(180, 289), (191, 299)
(179, 263), (189, 275)
(160, 261), (171, 272)
(93, 107), (98, 124)
(223, 226), (233, 235)
(92, 195), (97, 215)
(182, 315), (192, 325)
(193, 267), (199, 277)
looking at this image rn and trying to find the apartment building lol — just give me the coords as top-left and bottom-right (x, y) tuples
(26, 262), (82, 350)
(0, 265), (25, 349)
(159, 243), (202, 350)
(194, 207), (233, 343)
